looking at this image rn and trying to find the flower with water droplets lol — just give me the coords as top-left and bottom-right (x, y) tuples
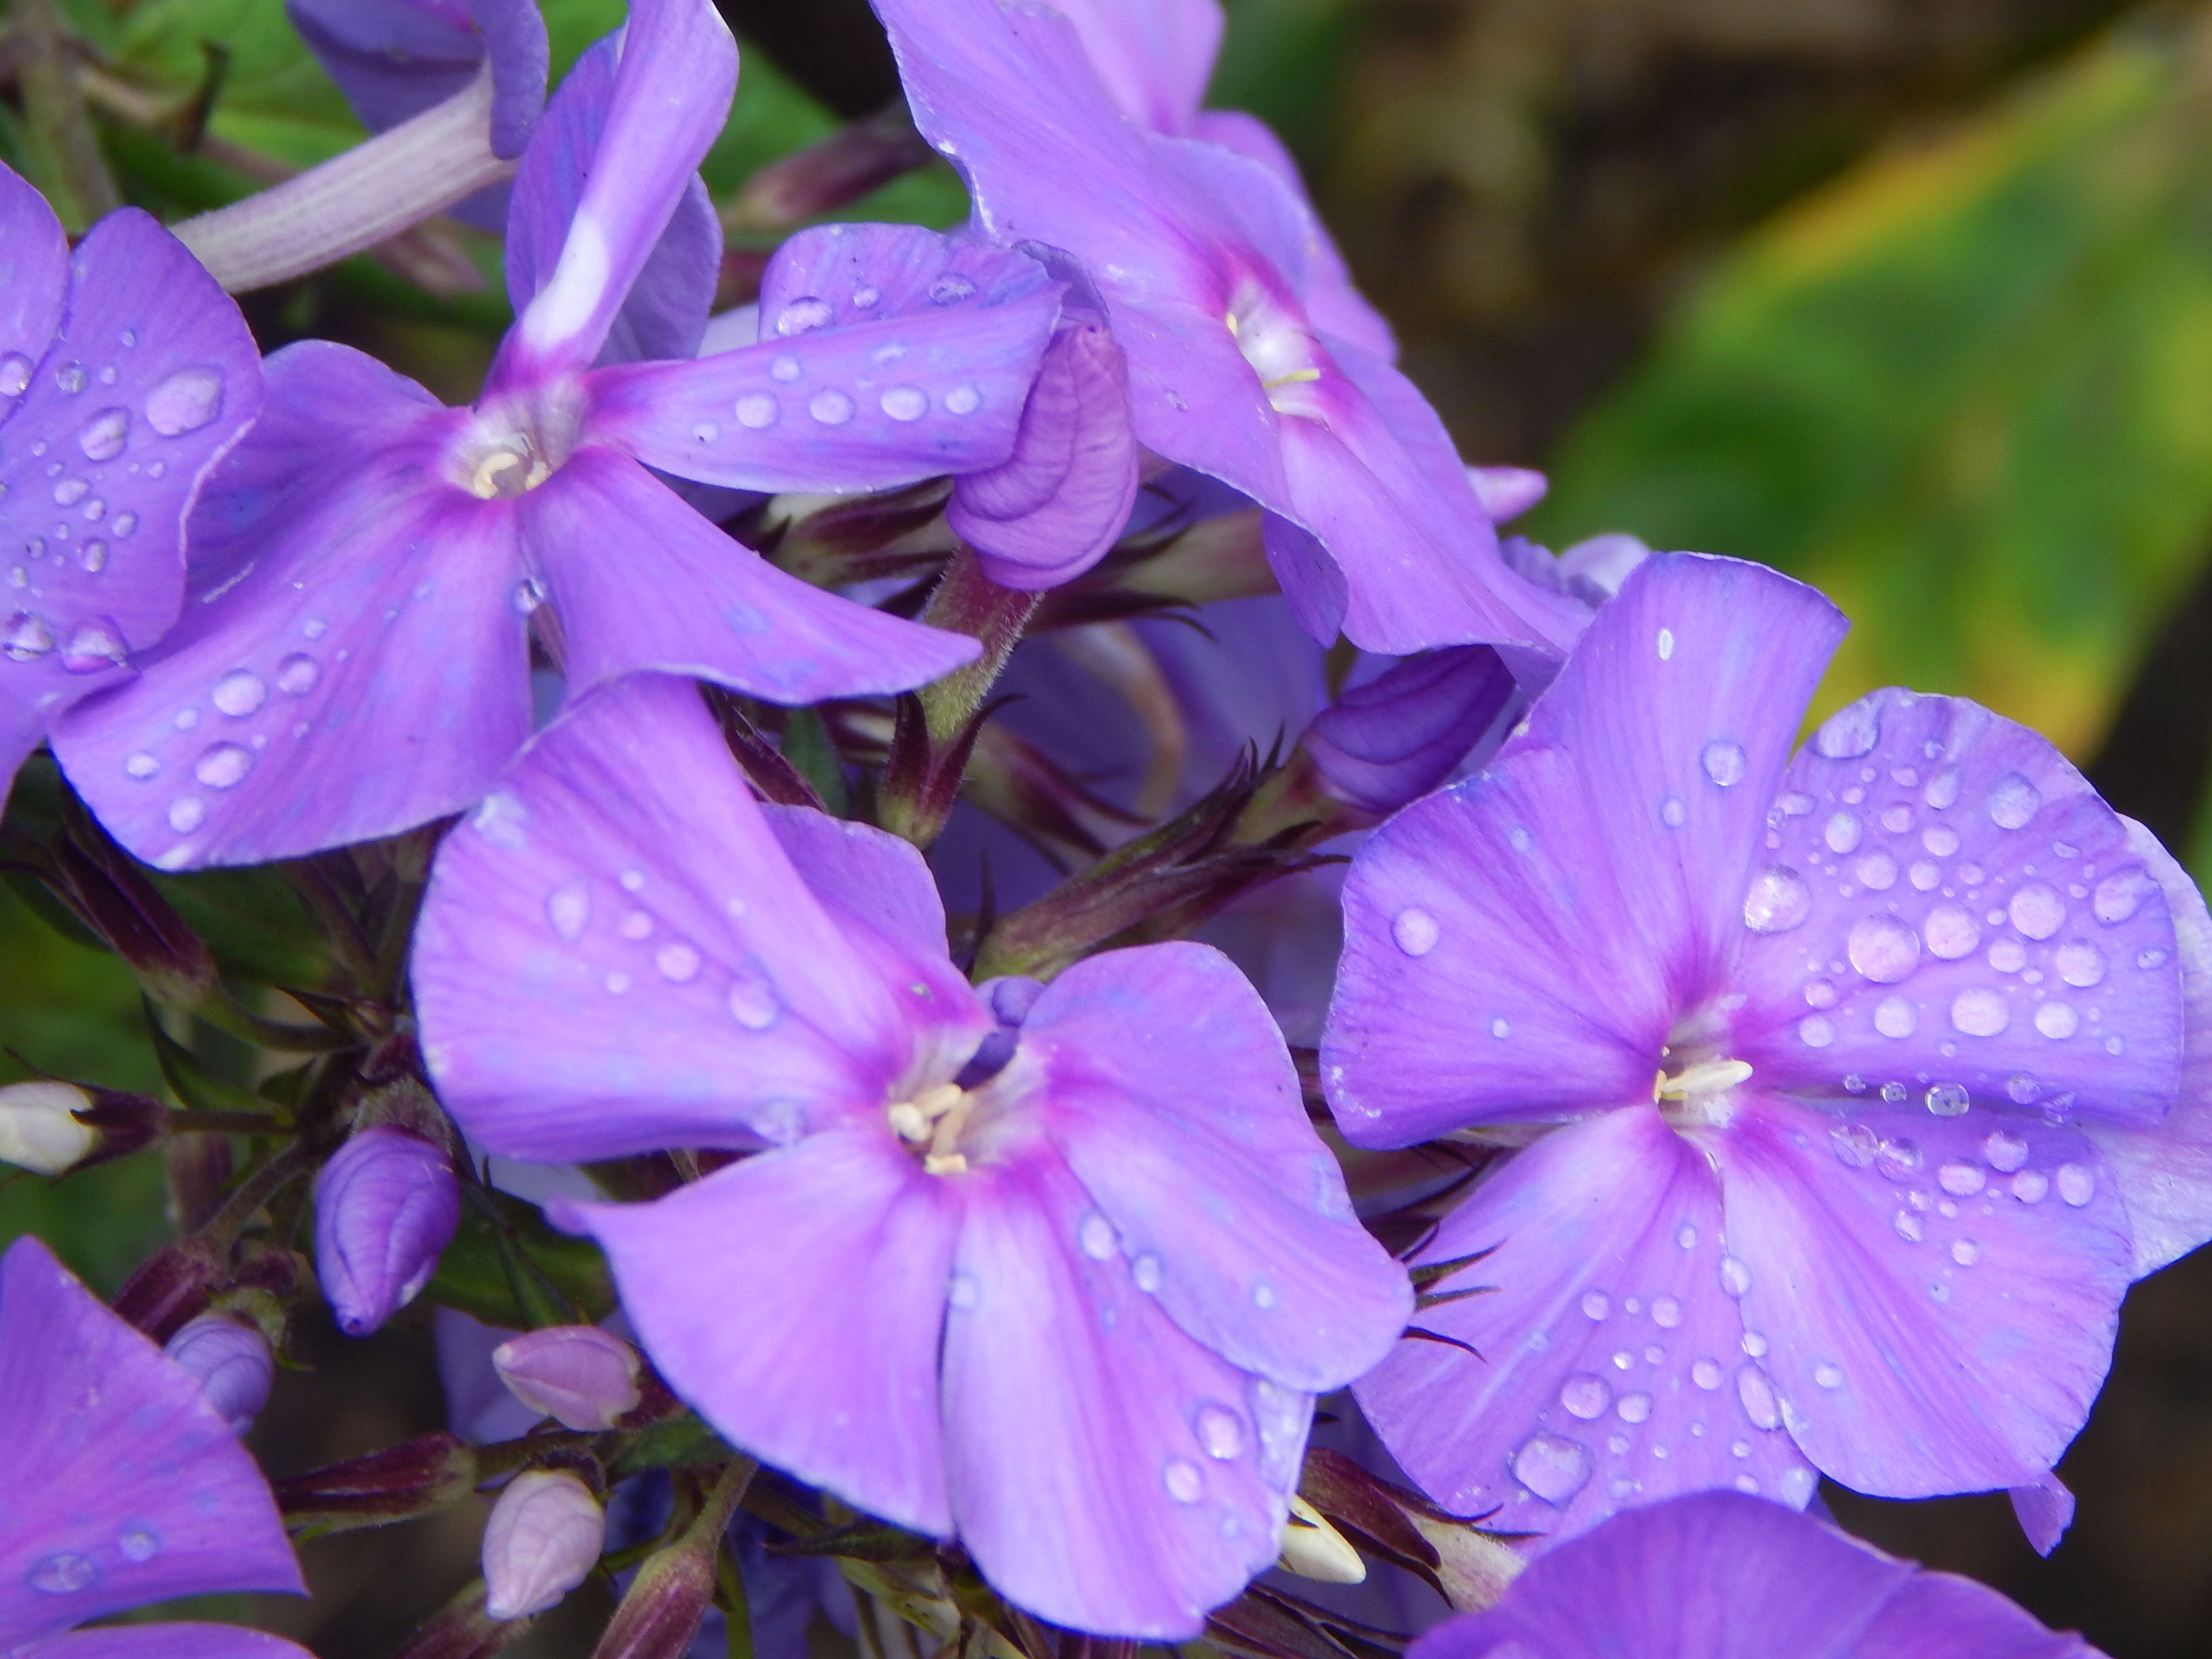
(1410, 1490), (2102, 1658)
(314, 1125), (463, 1336)
(873, 0), (1586, 659)
(0, 1235), (310, 1659)
(56, 0), (1064, 872)
(0, 163), (261, 794)
(1324, 552), (2211, 1551)
(411, 674), (1411, 1637)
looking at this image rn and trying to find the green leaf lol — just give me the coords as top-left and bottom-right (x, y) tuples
(1534, 21), (2212, 763)
(116, 0), (366, 170)
(609, 1410), (740, 1479)
(425, 1185), (615, 1329)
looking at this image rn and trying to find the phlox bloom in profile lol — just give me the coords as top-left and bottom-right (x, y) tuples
(1324, 552), (2212, 1546)
(411, 673), (1412, 1637)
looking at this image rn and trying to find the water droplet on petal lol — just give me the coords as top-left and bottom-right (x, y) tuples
(1923, 903), (1980, 960)
(3, 612), (54, 660)
(26, 1551), (98, 1593)
(1823, 811), (1862, 855)
(1580, 1291), (1610, 1320)
(1701, 739), (1746, 787)
(2009, 883), (2066, 939)
(1391, 907), (1439, 956)
(274, 653), (319, 696)
(1830, 1123), (1879, 1166)
(2056, 1164), (2097, 1206)
(0, 353), (32, 396)
(1950, 987), (2009, 1038)
(1744, 866), (1811, 933)
(1847, 915), (1921, 983)
(79, 538), (107, 572)
(655, 943), (701, 982)
(167, 797), (205, 834)
(2093, 868), (2153, 925)
(1133, 1252), (1162, 1292)
(1923, 768), (1961, 809)
(2034, 1001), (2078, 1040)
(1798, 1014), (1834, 1048)
(1938, 1161), (1986, 1197)
(1660, 794), (1685, 827)
(1079, 1213), (1116, 1261)
(1560, 1374), (1610, 1419)
(1989, 938), (2026, 973)
(52, 476), (89, 507)
(1877, 1137), (1921, 1179)
(193, 742), (251, 789)
(1196, 1404), (1244, 1459)
(124, 752), (159, 779)
(1651, 1295), (1682, 1328)
(948, 1273), (979, 1309)
(79, 407), (129, 460)
(2012, 1170), (2050, 1203)
(1814, 700), (1880, 759)
(808, 388), (855, 425)
(1511, 1433), (1591, 1503)
(547, 880), (590, 941)
(774, 298), (834, 335)
(735, 392), (779, 428)
(210, 669), (266, 717)
(1736, 1365), (1782, 1430)
(1893, 1210), (1924, 1242)
(54, 361), (85, 394)
(928, 273), (977, 304)
(880, 386), (928, 421)
(1986, 772), (2041, 830)
(2053, 940), (2106, 987)
(1924, 1083), (1970, 1116)
(1950, 1237), (1980, 1267)
(117, 1525), (161, 1561)
(145, 366), (226, 436)
(769, 354), (802, 382)
(1677, 1223), (1698, 1249)
(60, 619), (127, 672)
(1719, 1257), (1751, 1296)
(1691, 1357), (1723, 1390)
(1873, 995), (1916, 1039)
(1855, 851), (1898, 890)
(1616, 1392), (1653, 1424)
(945, 385), (982, 415)
(729, 970), (780, 1030)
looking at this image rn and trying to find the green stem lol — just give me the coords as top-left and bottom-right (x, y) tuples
(7, 0), (118, 230)
(915, 549), (1040, 744)
(200, 1138), (313, 1252)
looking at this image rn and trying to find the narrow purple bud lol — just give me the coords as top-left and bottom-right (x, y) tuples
(165, 1311), (276, 1434)
(491, 1326), (643, 1431)
(276, 1431), (480, 1531)
(1467, 465), (1547, 524)
(483, 1469), (605, 1621)
(0, 1080), (96, 1173)
(1304, 647), (1519, 816)
(315, 1125), (463, 1336)
(725, 104), (937, 232)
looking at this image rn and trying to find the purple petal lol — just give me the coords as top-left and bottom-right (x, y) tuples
(1030, 941), (1411, 1391)
(1733, 689), (2183, 1129)
(2073, 817), (2212, 1275)
(285, 0), (483, 134)
(22, 1627), (317, 1659)
(1303, 646), (1515, 817)
(415, 674), (975, 1162)
(1323, 554), (1846, 1144)
(568, 1124), (964, 1535)
(1717, 1090), (2131, 1497)
(0, 163), (67, 369)
(495, 0), (735, 382)
(754, 220), (1059, 328)
(470, 0), (550, 159)
(1854, 1572), (2098, 1658)
(585, 243), (1061, 494)
(759, 803), (964, 985)
(0, 209), (263, 781)
(1046, 0), (1221, 134)
(949, 321), (1139, 589)
(941, 1147), (1296, 1638)
(1354, 1107), (1818, 1542)
(523, 447), (979, 701)
(1408, 1491), (1913, 1659)
(2011, 1471), (2074, 1557)
(0, 1236), (302, 1650)
(1469, 466), (1547, 525)
(55, 346), (529, 869)
(502, 35), (716, 365)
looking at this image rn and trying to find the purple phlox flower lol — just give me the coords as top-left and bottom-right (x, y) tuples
(874, 0), (1589, 659)
(1412, 1490), (2101, 1659)
(287, 0), (549, 227)
(0, 1235), (310, 1659)
(161, 1313), (276, 1436)
(314, 1124), (463, 1336)
(0, 163), (261, 795)
(57, 0), (1065, 870)
(1323, 552), (2211, 1549)
(411, 673), (1413, 1636)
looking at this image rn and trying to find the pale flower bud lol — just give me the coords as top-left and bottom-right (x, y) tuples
(163, 1312), (276, 1435)
(483, 1469), (605, 1621)
(491, 1326), (642, 1431)
(0, 1082), (96, 1174)
(315, 1126), (462, 1336)
(1277, 1494), (1367, 1584)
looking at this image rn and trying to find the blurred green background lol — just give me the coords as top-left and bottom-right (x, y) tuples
(5, 0), (2212, 1653)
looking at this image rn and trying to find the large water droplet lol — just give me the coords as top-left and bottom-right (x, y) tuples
(1877, 1136), (1921, 1179)
(1744, 866), (1811, 934)
(1656, 627), (1675, 659)
(209, 669), (266, 717)
(1812, 1362), (1844, 1391)
(1855, 851), (1898, 890)
(1924, 1084), (1970, 1116)
(60, 619), (127, 673)
(1651, 1294), (1683, 1329)
(1736, 1366), (1782, 1430)
(1847, 916), (1921, 983)
(655, 943), (701, 983)
(1580, 1290), (1610, 1320)
(1701, 739), (1746, 787)
(929, 273), (977, 304)
(1559, 1374), (1611, 1419)
(273, 653), (319, 697)
(1814, 700), (1881, 759)
(733, 392), (779, 430)
(192, 742), (251, 790)
(1798, 1015), (1834, 1048)
(1986, 772), (2041, 830)
(774, 298), (834, 336)
(1923, 826), (1961, 857)
(1660, 793), (1685, 827)
(1819, 811), (1858, 855)
(52, 476), (89, 506)
(167, 798), (205, 833)
(1719, 1257), (1752, 1296)
(117, 1524), (161, 1561)
(1511, 1433), (1591, 1504)
(1924, 768), (1961, 809)
(124, 752), (159, 779)
(1894, 1209), (1925, 1242)
(1872, 995), (1915, 1039)
(78, 407), (129, 462)
(729, 970), (780, 1030)
(1692, 1357), (1723, 1390)
(2013, 1170), (2049, 1203)
(808, 388), (855, 426)
(2009, 883), (2066, 939)
(2055, 941), (2106, 987)
(2093, 868), (2152, 925)
(880, 385), (928, 422)
(1989, 938), (2026, 973)
(1391, 907), (1439, 956)
(1923, 903), (1980, 960)
(1616, 1392), (1653, 1424)
(2056, 1164), (2097, 1206)
(1830, 1123), (1879, 1167)
(1938, 1161), (1986, 1197)
(3, 612), (54, 661)
(1079, 1213), (1116, 1261)
(546, 880), (590, 941)
(1950, 1238), (1980, 1267)
(145, 366), (225, 436)
(26, 1551), (98, 1593)
(0, 353), (32, 396)
(1982, 1130), (2030, 1172)
(1132, 1252), (1162, 1292)
(2034, 1001), (2078, 1040)
(1196, 1404), (1245, 1460)
(1950, 987), (2009, 1038)
(945, 384), (982, 415)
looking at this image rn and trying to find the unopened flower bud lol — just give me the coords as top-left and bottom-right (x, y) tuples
(0, 1081), (97, 1174)
(164, 1312), (276, 1435)
(1305, 647), (1518, 816)
(316, 1126), (462, 1336)
(483, 1469), (605, 1620)
(1277, 1494), (1367, 1584)
(278, 1431), (480, 1532)
(491, 1326), (642, 1431)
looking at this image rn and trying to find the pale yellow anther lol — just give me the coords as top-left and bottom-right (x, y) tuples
(924, 1152), (970, 1176)
(1263, 367), (1321, 389)
(911, 1083), (964, 1119)
(886, 1102), (930, 1143)
(467, 449), (552, 500)
(1655, 1059), (1753, 1101)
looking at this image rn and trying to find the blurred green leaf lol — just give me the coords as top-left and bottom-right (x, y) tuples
(117, 0), (365, 169)
(1213, 0), (1357, 159)
(1534, 19), (2212, 762)
(426, 1185), (615, 1328)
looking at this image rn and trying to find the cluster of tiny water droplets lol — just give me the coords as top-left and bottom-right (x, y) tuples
(1744, 693), (2171, 1110)
(3, 339), (226, 678)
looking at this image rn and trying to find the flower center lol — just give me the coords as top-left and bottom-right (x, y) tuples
(1225, 279), (1325, 417)
(451, 384), (583, 500)
(1654, 1003), (1751, 1130)
(466, 445), (552, 499)
(886, 1081), (979, 1176)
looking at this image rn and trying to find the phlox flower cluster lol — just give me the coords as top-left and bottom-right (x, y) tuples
(1, 0), (2204, 1656)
